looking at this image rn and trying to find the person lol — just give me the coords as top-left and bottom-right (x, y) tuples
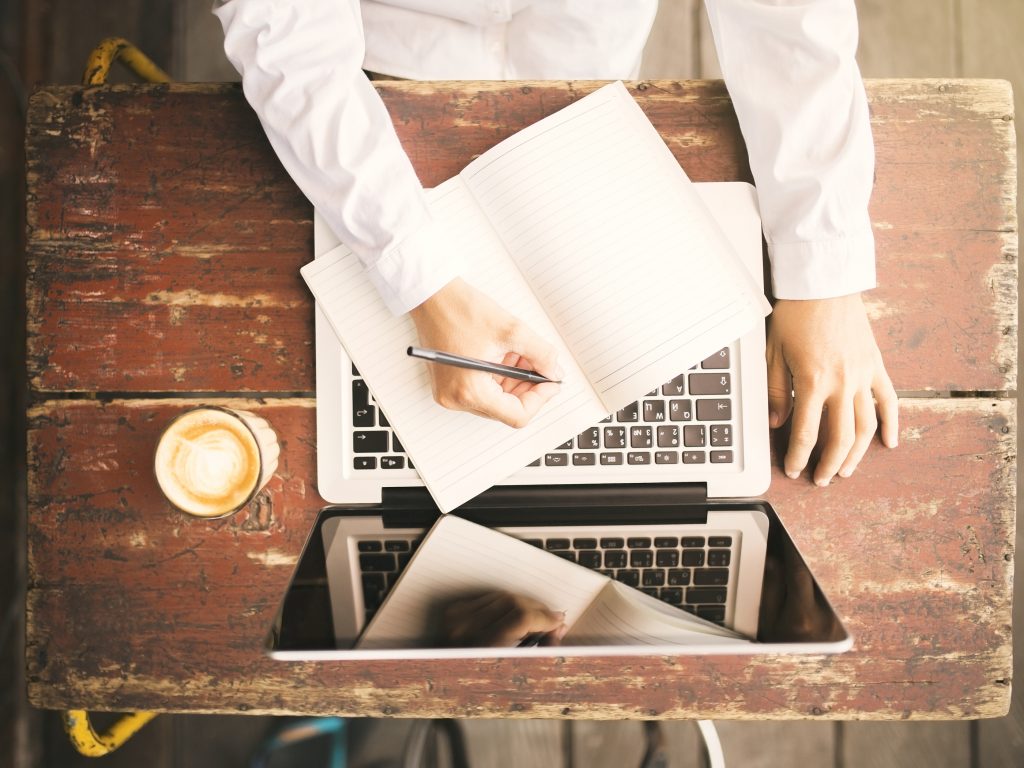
(214, 0), (898, 486)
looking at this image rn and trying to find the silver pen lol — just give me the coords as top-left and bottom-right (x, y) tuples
(407, 346), (561, 384)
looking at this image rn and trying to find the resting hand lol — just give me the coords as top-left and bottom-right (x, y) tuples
(766, 293), (898, 486)
(442, 591), (566, 647)
(409, 278), (562, 428)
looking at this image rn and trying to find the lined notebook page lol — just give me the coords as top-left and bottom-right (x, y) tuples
(301, 177), (608, 513)
(567, 581), (750, 647)
(357, 515), (608, 650)
(462, 81), (770, 412)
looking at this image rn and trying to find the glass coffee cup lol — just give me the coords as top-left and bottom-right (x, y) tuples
(154, 406), (280, 518)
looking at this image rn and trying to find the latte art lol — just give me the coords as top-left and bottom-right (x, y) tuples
(155, 408), (278, 518)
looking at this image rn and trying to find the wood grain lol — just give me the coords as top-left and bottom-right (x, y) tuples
(24, 397), (1014, 718)
(25, 80), (1017, 395)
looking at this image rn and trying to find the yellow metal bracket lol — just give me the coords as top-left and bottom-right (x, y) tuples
(63, 710), (160, 757)
(82, 36), (172, 85)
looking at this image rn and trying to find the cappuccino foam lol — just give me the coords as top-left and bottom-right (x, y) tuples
(155, 408), (262, 517)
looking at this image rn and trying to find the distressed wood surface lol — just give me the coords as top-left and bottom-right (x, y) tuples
(25, 79), (1017, 395)
(25, 397), (1014, 718)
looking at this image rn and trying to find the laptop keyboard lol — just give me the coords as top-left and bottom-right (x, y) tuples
(350, 346), (736, 471)
(357, 531), (734, 629)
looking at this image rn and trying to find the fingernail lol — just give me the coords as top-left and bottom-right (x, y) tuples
(816, 478), (830, 487)
(786, 470), (799, 479)
(838, 468), (852, 478)
(769, 411), (779, 428)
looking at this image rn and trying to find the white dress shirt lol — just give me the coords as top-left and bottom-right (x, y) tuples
(215, 0), (876, 314)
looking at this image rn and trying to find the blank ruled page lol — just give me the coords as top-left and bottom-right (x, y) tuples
(301, 177), (607, 513)
(357, 515), (608, 649)
(462, 82), (770, 413)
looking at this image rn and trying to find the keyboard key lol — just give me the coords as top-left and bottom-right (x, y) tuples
(709, 536), (733, 547)
(359, 553), (396, 572)
(379, 411), (390, 428)
(627, 537), (652, 548)
(683, 425), (706, 447)
(573, 538), (597, 549)
(362, 572), (385, 590)
(682, 550), (706, 567)
(354, 457), (377, 470)
(694, 569), (730, 586)
(641, 588), (660, 598)
(616, 569), (640, 587)
(709, 425), (732, 447)
(380, 456), (405, 469)
(643, 400), (666, 422)
(655, 451), (678, 464)
(657, 425), (680, 447)
(654, 537), (678, 548)
(630, 426), (653, 448)
(524, 539), (543, 548)
(599, 414), (613, 423)
(701, 348), (730, 369)
(397, 553), (411, 570)
(696, 399), (732, 421)
(553, 551), (576, 562)
(392, 434), (405, 453)
(642, 569), (665, 587)
(604, 427), (626, 449)
(682, 451), (705, 464)
(697, 606), (726, 623)
(556, 439), (573, 450)
(708, 550), (732, 567)
(352, 379), (370, 408)
(661, 588), (683, 605)
(600, 452), (624, 465)
(546, 539), (570, 550)
(630, 550), (654, 568)
(668, 569), (691, 586)
(604, 550), (628, 568)
(578, 551), (602, 569)
(352, 406), (375, 427)
(600, 538), (624, 548)
(357, 541), (383, 552)
(669, 399), (693, 421)
(577, 428), (600, 449)
(710, 450), (734, 464)
(616, 403), (639, 422)
(352, 364), (361, 377)
(353, 431), (389, 453)
(689, 372), (731, 395)
(545, 453), (568, 466)
(627, 452), (651, 465)
(572, 453), (596, 466)
(384, 540), (410, 552)
(527, 458), (541, 467)
(682, 537), (706, 547)
(662, 374), (687, 396)
(686, 587), (727, 604)
(656, 550), (679, 567)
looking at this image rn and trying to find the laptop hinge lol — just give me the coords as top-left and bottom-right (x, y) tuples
(379, 483), (709, 528)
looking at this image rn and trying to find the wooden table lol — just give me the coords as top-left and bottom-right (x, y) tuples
(25, 80), (1016, 719)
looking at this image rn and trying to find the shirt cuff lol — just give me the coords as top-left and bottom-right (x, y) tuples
(362, 216), (465, 315)
(768, 226), (877, 301)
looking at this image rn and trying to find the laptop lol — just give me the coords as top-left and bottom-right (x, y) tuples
(266, 182), (851, 658)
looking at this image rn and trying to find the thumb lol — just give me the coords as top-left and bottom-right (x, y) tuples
(508, 323), (563, 381)
(766, 350), (793, 429)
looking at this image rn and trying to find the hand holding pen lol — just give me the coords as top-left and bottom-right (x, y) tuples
(408, 279), (562, 428)
(442, 591), (567, 648)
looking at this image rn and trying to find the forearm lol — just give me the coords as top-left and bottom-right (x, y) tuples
(213, 0), (460, 313)
(705, 0), (875, 300)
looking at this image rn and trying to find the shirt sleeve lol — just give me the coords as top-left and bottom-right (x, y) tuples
(704, 0), (876, 300)
(213, 0), (462, 314)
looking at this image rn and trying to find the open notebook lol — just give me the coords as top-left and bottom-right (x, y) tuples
(301, 82), (771, 513)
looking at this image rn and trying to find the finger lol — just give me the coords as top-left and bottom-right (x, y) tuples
(784, 388), (825, 479)
(813, 394), (856, 486)
(507, 324), (563, 381)
(765, 348), (793, 429)
(838, 389), (878, 478)
(873, 367), (899, 449)
(491, 602), (565, 647)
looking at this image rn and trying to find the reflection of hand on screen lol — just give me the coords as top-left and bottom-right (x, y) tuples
(441, 591), (566, 647)
(758, 544), (843, 643)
